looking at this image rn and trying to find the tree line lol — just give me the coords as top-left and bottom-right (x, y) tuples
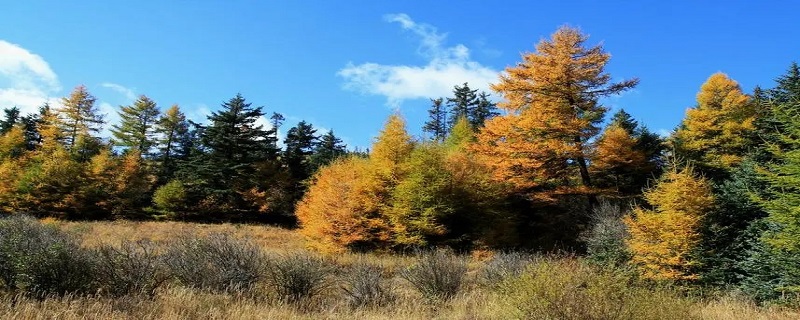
(297, 26), (800, 302)
(0, 90), (350, 223)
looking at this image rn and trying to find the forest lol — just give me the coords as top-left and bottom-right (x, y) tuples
(1, 25), (800, 309)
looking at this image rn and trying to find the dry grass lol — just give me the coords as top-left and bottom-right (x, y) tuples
(55, 220), (307, 252)
(0, 219), (788, 319)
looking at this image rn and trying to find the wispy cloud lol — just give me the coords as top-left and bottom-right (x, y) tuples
(101, 82), (137, 101)
(337, 13), (499, 107)
(0, 40), (61, 115)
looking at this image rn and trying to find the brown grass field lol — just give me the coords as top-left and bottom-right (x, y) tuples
(0, 219), (796, 320)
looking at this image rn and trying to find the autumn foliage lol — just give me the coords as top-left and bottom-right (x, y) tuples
(474, 26), (638, 200)
(624, 166), (715, 281)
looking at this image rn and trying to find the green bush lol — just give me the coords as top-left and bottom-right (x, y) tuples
(152, 180), (187, 213)
(400, 249), (467, 302)
(0, 215), (97, 297)
(164, 233), (265, 292)
(265, 252), (333, 303)
(94, 240), (170, 297)
(498, 257), (697, 320)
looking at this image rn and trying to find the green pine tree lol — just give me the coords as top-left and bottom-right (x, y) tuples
(111, 95), (160, 156)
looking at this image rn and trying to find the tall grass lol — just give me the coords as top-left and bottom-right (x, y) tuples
(0, 217), (795, 319)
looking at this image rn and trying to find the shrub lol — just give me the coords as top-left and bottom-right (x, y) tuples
(164, 233), (264, 292)
(0, 215), (97, 297)
(152, 180), (187, 213)
(498, 257), (697, 320)
(341, 261), (394, 308)
(582, 201), (630, 266)
(480, 251), (533, 286)
(400, 249), (467, 301)
(94, 240), (170, 297)
(264, 252), (332, 303)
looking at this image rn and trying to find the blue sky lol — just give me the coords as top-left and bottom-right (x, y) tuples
(1, 1), (798, 148)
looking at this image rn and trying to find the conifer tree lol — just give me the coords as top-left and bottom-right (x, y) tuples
(474, 26), (638, 196)
(310, 130), (347, 171)
(0, 107), (20, 135)
(57, 85), (104, 151)
(154, 105), (191, 182)
(111, 95), (160, 156)
(422, 98), (447, 141)
(469, 92), (498, 129)
(284, 120), (318, 183)
(296, 156), (392, 252)
(447, 83), (478, 130)
(624, 166), (714, 281)
(590, 123), (648, 194)
(370, 113), (414, 186)
(673, 73), (755, 178)
(184, 94), (276, 211)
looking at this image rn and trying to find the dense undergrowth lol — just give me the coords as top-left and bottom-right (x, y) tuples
(0, 215), (797, 319)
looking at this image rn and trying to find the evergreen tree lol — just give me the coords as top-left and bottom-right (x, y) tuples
(446, 83), (478, 130)
(111, 95), (160, 156)
(422, 98), (447, 141)
(470, 92), (499, 129)
(184, 94), (276, 211)
(0, 107), (20, 134)
(768, 62), (800, 103)
(270, 112), (285, 141)
(20, 108), (44, 150)
(699, 160), (767, 286)
(284, 120), (318, 183)
(310, 130), (347, 172)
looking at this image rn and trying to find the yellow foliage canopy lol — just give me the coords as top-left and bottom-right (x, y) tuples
(474, 26), (637, 197)
(590, 124), (648, 192)
(624, 166), (715, 281)
(296, 156), (391, 253)
(673, 72), (755, 170)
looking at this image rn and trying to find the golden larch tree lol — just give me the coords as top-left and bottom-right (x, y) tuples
(474, 26), (638, 198)
(590, 124), (648, 193)
(673, 73), (755, 174)
(296, 156), (392, 253)
(624, 166), (715, 281)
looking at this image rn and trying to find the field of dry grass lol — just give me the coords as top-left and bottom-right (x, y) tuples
(0, 219), (794, 319)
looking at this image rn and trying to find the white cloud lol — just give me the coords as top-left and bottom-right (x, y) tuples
(185, 104), (212, 124)
(337, 13), (499, 107)
(101, 82), (137, 101)
(0, 40), (61, 115)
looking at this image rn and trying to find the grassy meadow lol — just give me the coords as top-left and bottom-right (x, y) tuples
(0, 218), (793, 319)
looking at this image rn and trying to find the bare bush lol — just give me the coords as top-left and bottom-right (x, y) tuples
(401, 249), (467, 302)
(480, 251), (533, 286)
(164, 233), (265, 292)
(342, 261), (394, 308)
(0, 215), (97, 298)
(264, 252), (333, 303)
(94, 240), (170, 297)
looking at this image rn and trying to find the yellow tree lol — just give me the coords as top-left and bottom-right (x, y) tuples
(474, 26), (638, 198)
(624, 166), (715, 281)
(590, 124), (648, 194)
(673, 73), (755, 176)
(367, 113), (415, 210)
(296, 156), (392, 253)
